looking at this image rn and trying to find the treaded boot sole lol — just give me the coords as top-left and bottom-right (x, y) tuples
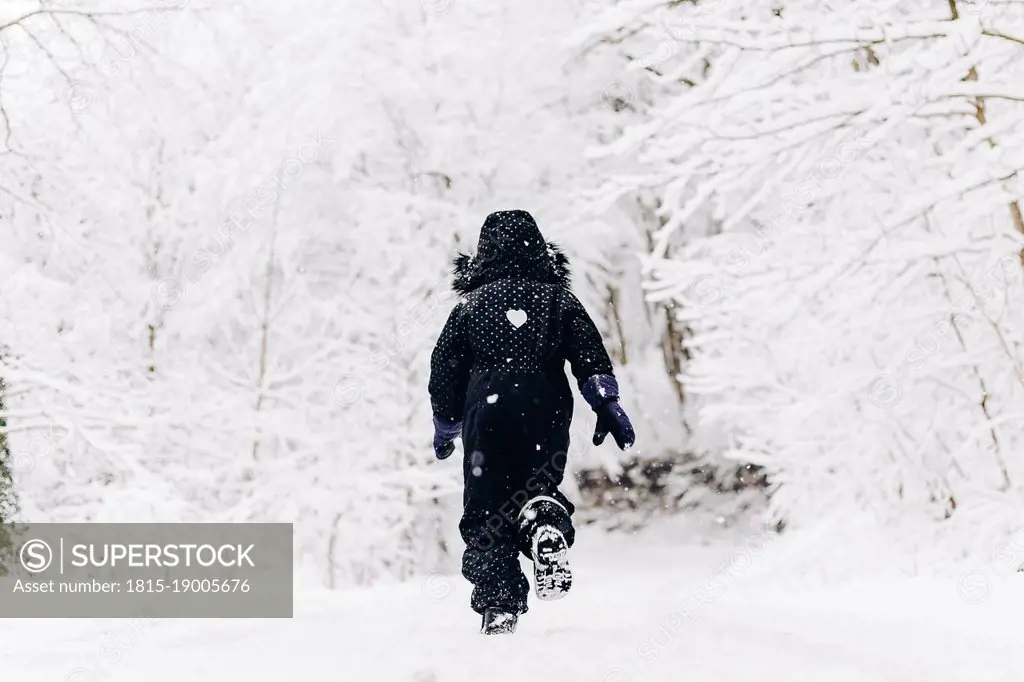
(532, 525), (572, 601)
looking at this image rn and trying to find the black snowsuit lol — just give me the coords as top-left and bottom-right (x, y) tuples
(429, 210), (615, 615)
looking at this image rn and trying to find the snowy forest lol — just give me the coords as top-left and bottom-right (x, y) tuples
(2, 0), (1024, 609)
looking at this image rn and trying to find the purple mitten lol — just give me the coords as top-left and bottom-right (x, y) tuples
(433, 415), (463, 460)
(581, 374), (620, 409)
(581, 374), (635, 450)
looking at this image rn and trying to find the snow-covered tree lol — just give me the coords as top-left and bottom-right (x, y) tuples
(0, 0), (699, 585)
(578, 0), (1024, 567)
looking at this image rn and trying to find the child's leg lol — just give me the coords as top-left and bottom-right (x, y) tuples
(458, 392), (530, 616)
(515, 470), (575, 602)
(510, 389), (576, 558)
(502, 382), (576, 601)
(459, 512), (529, 615)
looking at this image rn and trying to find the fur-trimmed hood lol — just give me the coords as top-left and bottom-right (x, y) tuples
(452, 210), (571, 295)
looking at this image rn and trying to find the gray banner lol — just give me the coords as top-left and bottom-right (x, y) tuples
(0, 523), (293, 617)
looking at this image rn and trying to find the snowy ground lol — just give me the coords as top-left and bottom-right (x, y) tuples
(3, 522), (1022, 682)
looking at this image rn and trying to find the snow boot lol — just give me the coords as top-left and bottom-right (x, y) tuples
(532, 524), (572, 601)
(481, 608), (518, 635)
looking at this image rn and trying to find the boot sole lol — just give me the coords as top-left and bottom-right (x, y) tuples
(532, 526), (572, 601)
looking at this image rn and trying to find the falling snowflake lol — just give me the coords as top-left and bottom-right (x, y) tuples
(487, 394), (499, 404)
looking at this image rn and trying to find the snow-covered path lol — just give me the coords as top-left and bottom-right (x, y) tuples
(4, 525), (1022, 682)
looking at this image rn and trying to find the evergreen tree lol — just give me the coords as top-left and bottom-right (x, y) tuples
(0, 368), (16, 578)
(0, 373), (16, 525)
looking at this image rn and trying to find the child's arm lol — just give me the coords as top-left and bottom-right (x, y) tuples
(428, 303), (472, 459)
(562, 291), (636, 449)
(561, 291), (615, 388)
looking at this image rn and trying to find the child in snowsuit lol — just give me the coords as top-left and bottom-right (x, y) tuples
(429, 210), (635, 635)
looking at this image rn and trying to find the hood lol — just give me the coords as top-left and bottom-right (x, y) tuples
(452, 210), (571, 295)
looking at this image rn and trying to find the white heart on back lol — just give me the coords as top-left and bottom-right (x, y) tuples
(506, 309), (527, 329)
